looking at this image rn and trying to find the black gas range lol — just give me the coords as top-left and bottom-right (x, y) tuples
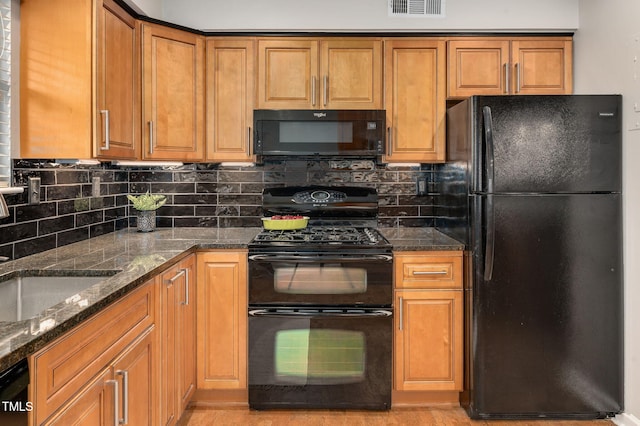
(248, 186), (391, 253)
(247, 186), (393, 411)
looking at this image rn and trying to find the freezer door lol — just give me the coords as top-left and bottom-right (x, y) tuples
(468, 193), (623, 418)
(472, 95), (621, 194)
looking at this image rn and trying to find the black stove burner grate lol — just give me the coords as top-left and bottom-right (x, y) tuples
(251, 226), (388, 247)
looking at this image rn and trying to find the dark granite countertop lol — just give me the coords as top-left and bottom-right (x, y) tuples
(0, 226), (462, 371)
(379, 227), (465, 251)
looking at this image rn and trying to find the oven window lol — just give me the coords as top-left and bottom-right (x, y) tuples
(280, 122), (353, 144)
(274, 265), (367, 294)
(275, 329), (365, 384)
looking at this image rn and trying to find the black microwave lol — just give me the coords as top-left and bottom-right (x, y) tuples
(253, 110), (385, 161)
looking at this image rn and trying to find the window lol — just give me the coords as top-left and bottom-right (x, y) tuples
(0, 0), (10, 187)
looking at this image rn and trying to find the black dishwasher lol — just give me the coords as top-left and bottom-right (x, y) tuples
(0, 358), (30, 425)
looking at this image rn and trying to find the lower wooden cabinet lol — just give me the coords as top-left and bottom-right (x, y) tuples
(196, 250), (248, 391)
(393, 251), (464, 394)
(160, 254), (196, 426)
(30, 279), (158, 425)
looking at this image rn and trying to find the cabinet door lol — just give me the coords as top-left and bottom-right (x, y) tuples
(196, 251), (248, 390)
(20, 0), (93, 159)
(43, 368), (114, 426)
(176, 255), (196, 413)
(160, 265), (178, 426)
(95, 0), (140, 159)
(257, 39), (318, 109)
(142, 23), (205, 161)
(111, 328), (157, 426)
(511, 39), (573, 95)
(447, 39), (510, 98)
(320, 39), (382, 109)
(206, 39), (255, 162)
(384, 39), (446, 163)
(394, 290), (463, 391)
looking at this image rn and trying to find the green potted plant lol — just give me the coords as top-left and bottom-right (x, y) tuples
(127, 191), (167, 232)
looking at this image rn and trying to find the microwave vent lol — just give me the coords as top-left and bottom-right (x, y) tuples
(388, 0), (445, 17)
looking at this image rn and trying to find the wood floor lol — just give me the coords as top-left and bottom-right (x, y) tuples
(179, 406), (613, 426)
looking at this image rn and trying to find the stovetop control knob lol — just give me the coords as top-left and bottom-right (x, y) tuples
(310, 190), (331, 201)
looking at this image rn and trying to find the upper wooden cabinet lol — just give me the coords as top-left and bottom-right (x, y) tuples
(206, 38), (255, 162)
(447, 37), (573, 98)
(20, 0), (95, 159)
(257, 38), (383, 109)
(141, 23), (205, 161)
(384, 39), (446, 163)
(96, 0), (140, 159)
(21, 0), (140, 160)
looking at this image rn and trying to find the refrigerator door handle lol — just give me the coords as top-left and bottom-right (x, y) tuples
(482, 106), (495, 194)
(482, 106), (496, 281)
(484, 194), (495, 281)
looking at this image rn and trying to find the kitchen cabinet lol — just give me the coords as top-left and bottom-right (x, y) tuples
(257, 38), (382, 109)
(45, 328), (156, 426)
(384, 39), (446, 163)
(206, 38), (255, 162)
(160, 254), (196, 426)
(141, 23), (205, 161)
(19, 0), (93, 158)
(393, 251), (463, 392)
(196, 250), (248, 393)
(21, 0), (139, 160)
(95, 0), (141, 159)
(447, 37), (573, 98)
(29, 278), (158, 425)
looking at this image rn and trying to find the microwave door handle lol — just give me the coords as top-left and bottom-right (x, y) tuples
(249, 309), (392, 318)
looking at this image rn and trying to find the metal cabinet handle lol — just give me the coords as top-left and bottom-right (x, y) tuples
(503, 63), (509, 94)
(413, 270), (448, 276)
(387, 127), (393, 157)
(107, 379), (119, 426)
(515, 63), (521, 93)
(148, 121), (154, 154)
(116, 370), (129, 425)
(311, 76), (317, 106)
(247, 127), (252, 156)
(166, 268), (189, 305)
(100, 110), (110, 151)
(399, 296), (403, 331)
(182, 268), (190, 306)
(166, 269), (186, 285)
(323, 75), (328, 107)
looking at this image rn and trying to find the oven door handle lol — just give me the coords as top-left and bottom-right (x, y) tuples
(248, 254), (393, 263)
(248, 309), (393, 318)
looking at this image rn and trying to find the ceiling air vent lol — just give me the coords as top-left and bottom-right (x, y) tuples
(388, 0), (445, 18)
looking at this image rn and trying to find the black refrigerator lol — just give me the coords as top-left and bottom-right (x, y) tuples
(441, 95), (623, 419)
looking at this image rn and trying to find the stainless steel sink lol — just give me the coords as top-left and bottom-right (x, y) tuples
(0, 270), (120, 322)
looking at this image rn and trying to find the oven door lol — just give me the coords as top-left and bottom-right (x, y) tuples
(248, 252), (393, 307)
(248, 308), (392, 410)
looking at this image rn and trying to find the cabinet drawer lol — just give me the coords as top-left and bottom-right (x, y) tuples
(394, 252), (462, 289)
(30, 279), (156, 425)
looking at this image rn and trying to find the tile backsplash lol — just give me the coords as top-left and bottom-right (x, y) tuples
(0, 159), (442, 260)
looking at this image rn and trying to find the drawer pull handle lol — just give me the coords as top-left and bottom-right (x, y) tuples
(413, 270), (448, 276)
